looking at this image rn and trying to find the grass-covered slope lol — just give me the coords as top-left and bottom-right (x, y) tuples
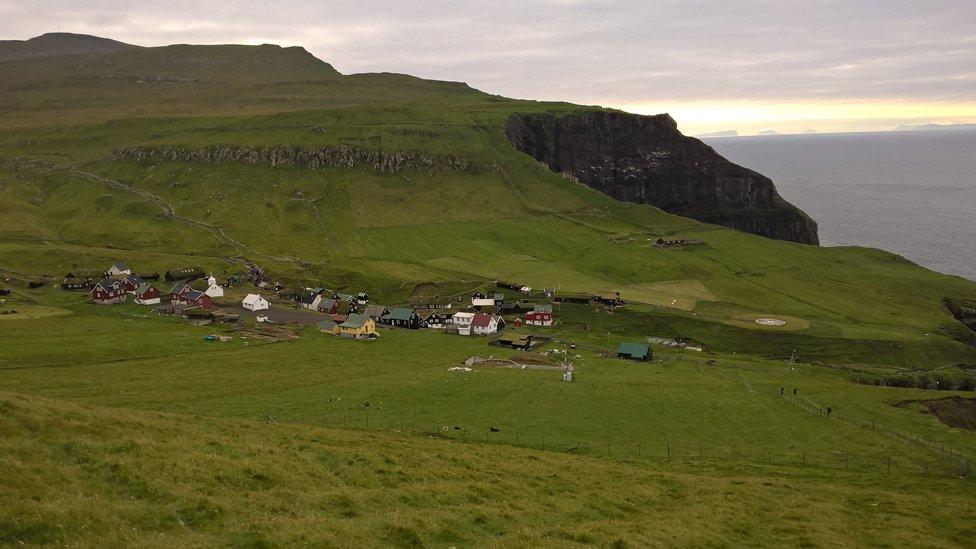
(2, 391), (974, 547)
(1, 98), (974, 368)
(2, 37), (976, 545)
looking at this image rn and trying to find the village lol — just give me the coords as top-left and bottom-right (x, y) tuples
(62, 262), (654, 360)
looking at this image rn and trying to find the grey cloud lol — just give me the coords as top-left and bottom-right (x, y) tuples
(2, 0), (975, 105)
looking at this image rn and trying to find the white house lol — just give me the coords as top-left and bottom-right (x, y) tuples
(452, 311), (476, 336)
(106, 262), (131, 276)
(204, 274), (224, 298)
(242, 293), (269, 311)
(471, 313), (500, 335)
(300, 292), (322, 310)
(471, 297), (495, 308)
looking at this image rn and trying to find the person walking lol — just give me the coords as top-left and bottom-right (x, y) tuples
(826, 406), (832, 418)
(793, 387), (797, 396)
(779, 386), (784, 397)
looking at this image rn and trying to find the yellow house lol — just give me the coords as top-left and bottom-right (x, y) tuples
(337, 313), (378, 339)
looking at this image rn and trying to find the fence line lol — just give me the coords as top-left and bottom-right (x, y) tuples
(779, 392), (971, 477)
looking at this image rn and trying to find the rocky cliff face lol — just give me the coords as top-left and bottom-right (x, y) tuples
(505, 111), (819, 244)
(113, 145), (473, 174)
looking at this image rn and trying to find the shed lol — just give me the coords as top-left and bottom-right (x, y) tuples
(318, 319), (339, 335)
(107, 262), (131, 276)
(617, 342), (651, 361)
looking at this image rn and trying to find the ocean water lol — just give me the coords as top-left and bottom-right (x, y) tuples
(705, 131), (976, 281)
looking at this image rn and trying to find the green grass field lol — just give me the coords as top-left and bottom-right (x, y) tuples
(2, 38), (975, 545)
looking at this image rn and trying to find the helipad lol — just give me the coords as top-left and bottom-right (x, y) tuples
(755, 318), (787, 326)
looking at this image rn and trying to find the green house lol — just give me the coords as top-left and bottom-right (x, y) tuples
(617, 342), (651, 361)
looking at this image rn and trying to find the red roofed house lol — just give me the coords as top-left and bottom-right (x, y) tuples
(471, 313), (501, 335)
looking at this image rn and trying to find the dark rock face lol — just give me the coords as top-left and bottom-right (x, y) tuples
(505, 111), (819, 244)
(113, 145), (473, 174)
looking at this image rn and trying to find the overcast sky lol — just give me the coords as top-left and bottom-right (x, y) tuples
(3, 0), (975, 134)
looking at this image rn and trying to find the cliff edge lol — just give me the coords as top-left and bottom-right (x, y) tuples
(505, 111), (819, 244)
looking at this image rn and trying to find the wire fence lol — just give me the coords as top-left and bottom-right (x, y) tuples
(261, 405), (972, 481)
(780, 392), (972, 477)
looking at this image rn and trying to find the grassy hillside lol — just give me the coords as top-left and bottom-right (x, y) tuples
(2, 37), (975, 546)
(3, 392), (975, 547)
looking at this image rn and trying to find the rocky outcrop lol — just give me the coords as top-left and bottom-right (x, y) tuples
(505, 111), (819, 244)
(112, 145), (474, 174)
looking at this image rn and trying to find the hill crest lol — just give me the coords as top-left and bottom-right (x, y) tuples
(0, 32), (138, 62)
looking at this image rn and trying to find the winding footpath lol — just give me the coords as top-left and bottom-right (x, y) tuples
(69, 169), (320, 268)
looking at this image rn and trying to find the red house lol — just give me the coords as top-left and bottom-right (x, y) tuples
(525, 305), (554, 327)
(118, 274), (142, 293)
(182, 290), (213, 310)
(134, 283), (161, 305)
(91, 278), (126, 305)
(169, 283), (193, 304)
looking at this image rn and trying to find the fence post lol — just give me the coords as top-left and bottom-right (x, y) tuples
(637, 441), (641, 457)
(667, 441), (671, 461)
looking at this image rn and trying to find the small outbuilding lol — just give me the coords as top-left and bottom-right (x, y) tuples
(617, 342), (651, 361)
(106, 262), (132, 276)
(318, 319), (339, 335)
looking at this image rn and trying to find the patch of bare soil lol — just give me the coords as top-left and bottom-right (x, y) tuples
(895, 396), (976, 431)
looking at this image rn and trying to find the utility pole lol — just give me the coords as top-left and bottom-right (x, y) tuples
(788, 349), (797, 372)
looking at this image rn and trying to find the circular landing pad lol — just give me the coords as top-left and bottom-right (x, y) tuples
(755, 318), (787, 326)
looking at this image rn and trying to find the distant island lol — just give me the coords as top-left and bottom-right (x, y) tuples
(757, 129), (781, 135)
(895, 123), (976, 132)
(695, 130), (738, 138)
(802, 128), (818, 134)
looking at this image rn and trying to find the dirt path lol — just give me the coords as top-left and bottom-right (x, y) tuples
(70, 169), (323, 270)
